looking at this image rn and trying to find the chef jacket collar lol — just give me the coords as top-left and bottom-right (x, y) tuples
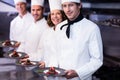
(60, 13), (84, 38)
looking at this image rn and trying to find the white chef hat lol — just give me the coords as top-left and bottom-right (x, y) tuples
(31, 0), (44, 7)
(14, 0), (26, 4)
(48, 0), (62, 11)
(61, 0), (80, 4)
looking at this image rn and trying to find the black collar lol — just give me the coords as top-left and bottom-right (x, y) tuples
(60, 13), (84, 38)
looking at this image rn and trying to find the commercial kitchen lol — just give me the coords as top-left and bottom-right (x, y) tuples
(0, 0), (120, 80)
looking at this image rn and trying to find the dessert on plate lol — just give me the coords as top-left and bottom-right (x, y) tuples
(46, 67), (58, 75)
(20, 59), (33, 65)
(11, 51), (19, 57)
(2, 40), (12, 46)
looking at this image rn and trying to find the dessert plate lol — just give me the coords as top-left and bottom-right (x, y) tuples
(32, 67), (65, 77)
(4, 51), (27, 59)
(16, 60), (39, 67)
(0, 40), (17, 47)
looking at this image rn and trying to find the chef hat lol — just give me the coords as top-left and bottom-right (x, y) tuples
(48, 0), (62, 11)
(61, 0), (80, 4)
(14, 0), (26, 4)
(31, 0), (44, 7)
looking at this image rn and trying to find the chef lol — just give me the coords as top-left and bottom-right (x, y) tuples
(37, 0), (67, 79)
(38, 0), (67, 67)
(18, 0), (49, 62)
(10, 0), (33, 47)
(57, 0), (103, 80)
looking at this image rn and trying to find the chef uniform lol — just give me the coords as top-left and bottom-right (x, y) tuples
(38, 0), (64, 80)
(39, 0), (63, 67)
(10, 0), (33, 43)
(17, 0), (49, 61)
(40, 28), (59, 67)
(56, 0), (103, 80)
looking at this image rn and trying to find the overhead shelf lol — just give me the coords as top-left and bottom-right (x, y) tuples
(82, 3), (120, 9)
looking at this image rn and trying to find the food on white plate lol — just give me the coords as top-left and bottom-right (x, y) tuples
(10, 51), (19, 57)
(20, 59), (34, 65)
(46, 67), (58, 75)
(2, 40), (12, 46)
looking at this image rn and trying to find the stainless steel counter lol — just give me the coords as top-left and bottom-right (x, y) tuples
(0, 58), (45, 80)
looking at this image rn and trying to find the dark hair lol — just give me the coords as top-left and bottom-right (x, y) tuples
(47, 10), (67, 27)
(75, 2), (82, 11)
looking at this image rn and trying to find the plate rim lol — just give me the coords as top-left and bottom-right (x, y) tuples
(0, 40), (17, 47)
(16, 61), (39, 67)
(4, 51), (27, 59)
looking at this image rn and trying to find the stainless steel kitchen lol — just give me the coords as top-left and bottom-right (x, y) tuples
(0, 0), (120, 80)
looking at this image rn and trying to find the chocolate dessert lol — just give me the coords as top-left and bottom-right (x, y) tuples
(3, 40), (12, 46)
(11, 51), (19, 57)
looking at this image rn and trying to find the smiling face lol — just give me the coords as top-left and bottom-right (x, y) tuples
(62, 2), (81, 21)
(15, 2), (27, 16)
(31, 5), (44, 22)
(50, 10), (63, 26)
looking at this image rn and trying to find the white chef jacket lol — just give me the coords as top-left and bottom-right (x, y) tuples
(17, 18), (49, 61)
(56, 18), (103, 80)
(38, 26), (69, 80)
(10, 12), (33, 43)
(39, 27), (59, 67)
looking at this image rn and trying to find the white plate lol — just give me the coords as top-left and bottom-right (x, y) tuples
(33, 67), (65, 77)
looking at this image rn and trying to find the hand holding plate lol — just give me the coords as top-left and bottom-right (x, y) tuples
(39, 61), (45, 68)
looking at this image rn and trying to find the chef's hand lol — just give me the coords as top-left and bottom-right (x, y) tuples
(23, 54), (29, 59)
(14, 42), (21, 47)
(64, 70), (78, 79)
(20, 58), (28, 63)
(39, 61), (45, 68)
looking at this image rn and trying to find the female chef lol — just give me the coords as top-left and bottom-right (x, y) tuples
(38, 0), (66, 67)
